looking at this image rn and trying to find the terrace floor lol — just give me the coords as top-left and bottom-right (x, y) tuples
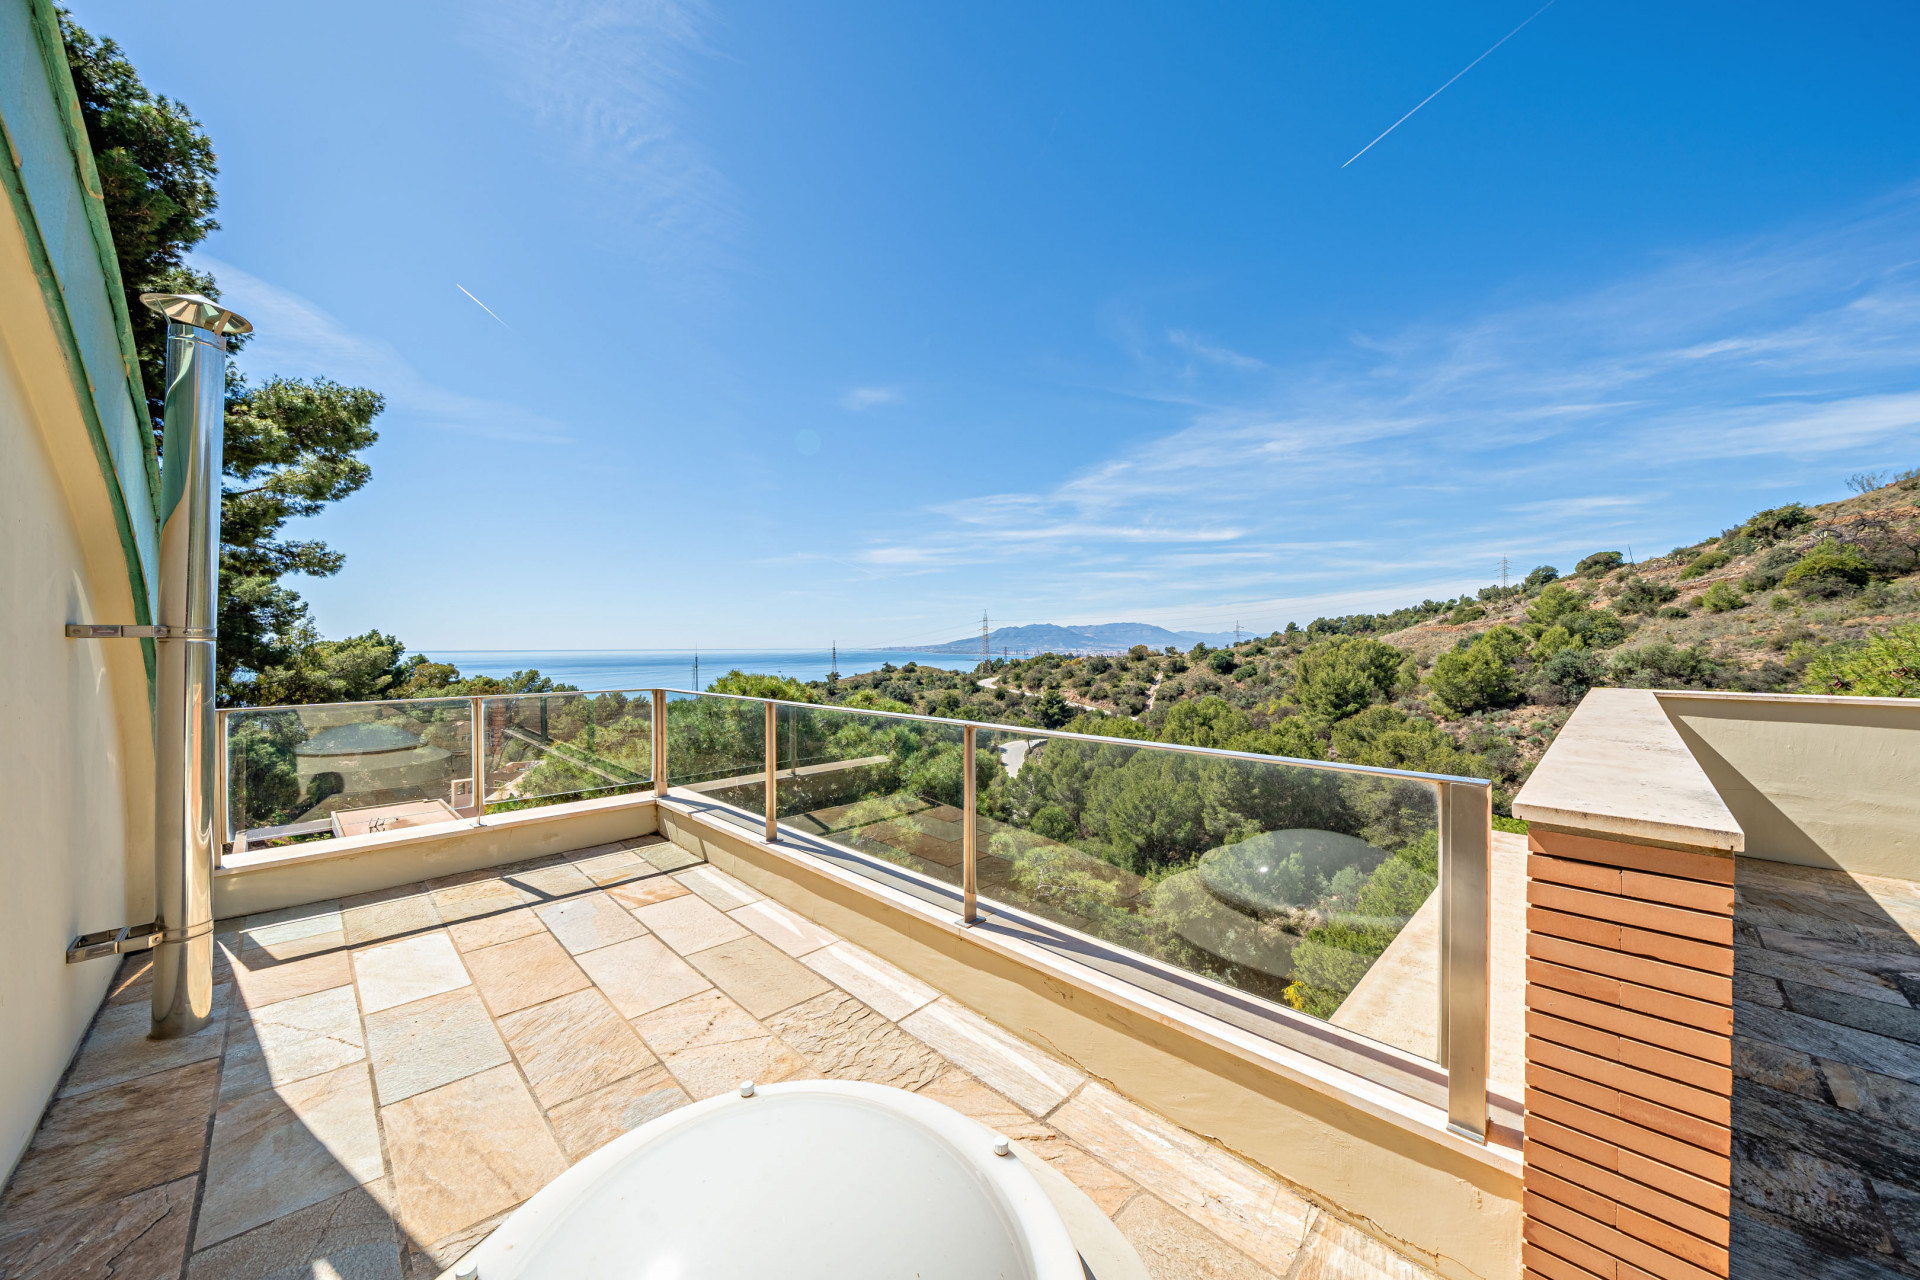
(1730, 858), (1920, 1277)
(0, 833), (1443, 1280)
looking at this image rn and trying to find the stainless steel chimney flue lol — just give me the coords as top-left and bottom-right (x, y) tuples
(142, 292), (250, 1039)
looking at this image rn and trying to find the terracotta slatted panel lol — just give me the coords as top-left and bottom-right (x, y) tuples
(1524, 830), (1734, 1280)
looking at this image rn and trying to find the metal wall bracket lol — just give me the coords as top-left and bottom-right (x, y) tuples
(65, 624), (216, 640)
(65, 920), (208, 963)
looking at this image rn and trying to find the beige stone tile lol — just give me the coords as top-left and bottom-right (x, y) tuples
(380, 1064), (568, 1245)
(0, 1060), (217, 1231)
(803, 940), (941, 1021)
(221, 985), (364, 1101)
(561, 839), (627, 862)
(912, 1067), (1054, 1141)
(900, 1000), (1084, 1116)
(445, 905), (545, 952)
(364, 989), (511, 1105)
(638, 841), (702, 872)
(503, 859), (595, 899)
(568, 847), (647, 886)
(1051, 1083), (1310, 1276)
(1018, 1134), (1138, 1216)
(536, 892), (648, 955)
(399, 1208), (510, 1280)
(575, 935), (711, 1017)
(662, 1036), (814, 1100)
(244, 927), (349, 962)
(230, 946), (352, 1009)
(1114, 1193), (1282, 1280)
(428, 875), (531, 924)
(0, 1174), (196, 1280)
(340, 885), (441, 946)
(464, 931), (590, 1016)
(605, 874), (691, 910)
(730, 898), (836, 957)
(675, 864), (761, 911)
(196, 1062), (383, 1249)
(685, 935), (831, 1018)
(242, 902), (344, 949)
(1290, 1212), (1438, 1280)
(351, 931), (469, 1013)
(631, 989), (766, 1056)
(546, 1065), (691, 1161)
(187, 1179), (400, 1280)
(58, 984), (232, 1099)
(499, 988), (656, 1107)
(105, 952), (156, 1005)
(632, 894), (749, 954)
(766, 991), (944, 1088)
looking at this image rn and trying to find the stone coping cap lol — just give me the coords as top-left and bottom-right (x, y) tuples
(1512, 688), (1744, 853)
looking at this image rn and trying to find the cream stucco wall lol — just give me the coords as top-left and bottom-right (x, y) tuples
(1660, 691), (1920, 880)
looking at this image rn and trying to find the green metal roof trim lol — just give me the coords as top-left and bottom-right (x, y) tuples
(0, 0), (161, 694)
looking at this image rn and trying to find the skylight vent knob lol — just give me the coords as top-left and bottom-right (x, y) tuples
(992, 1135), (1011, 1157)
(739, 1080), (756, 1097)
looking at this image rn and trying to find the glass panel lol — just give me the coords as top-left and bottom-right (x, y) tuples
(226, 699), (474, 845)
(481, 690), (652, 813)
(771, 702), (968, 887)
(665, 692), (769, 818)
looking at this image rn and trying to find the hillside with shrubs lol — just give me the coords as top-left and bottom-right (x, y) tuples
(713, 468), (1920, 818)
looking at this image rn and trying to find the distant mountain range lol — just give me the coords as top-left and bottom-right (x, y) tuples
(915, 622), (1240, 657)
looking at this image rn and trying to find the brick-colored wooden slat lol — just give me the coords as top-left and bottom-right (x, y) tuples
(1526, 1089), (1730, 1184)
(1529, 881), (1732, 946)
(1527, 1141), (1729, 1243)
(1526, 1216), (1623, 1280)
(1525, 1010), (1732, 1095)
(1525, 1193), (1726, 1280)
(1527, 1167), (1729, 1274)
(1529, 1120), (1731, 1215)
(1528, 1065), (1729, 1156)
(1531, 853), (1623, 894)
(1528, 907), (1734, 975)
(1618, 870), (1734, 916)
(1531, 905), (1625, 950)
(1526, 985), (1731, 1066)
(1527, 960), (1732, 1036)
(1526, 1240), (1615, 1280)
(1529, 1164), (1621, 1224)
(1527, 1037), (1730, 1126)
(1528, 831), (1735, 885)
(1529, 934), (1732, 1006)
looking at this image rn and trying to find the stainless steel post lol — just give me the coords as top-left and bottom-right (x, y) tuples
(763, 701), (778, 842)
(651, 689), (667, 796)
(214, 709), (231, 862)
(962, 724), (978, 924)
(142, 293), (249, 1040)
(469, 695), (487, 821)
(1440, 780), (1492, 1141)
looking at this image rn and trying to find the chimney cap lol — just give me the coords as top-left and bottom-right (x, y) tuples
(139, 292), (252, 337)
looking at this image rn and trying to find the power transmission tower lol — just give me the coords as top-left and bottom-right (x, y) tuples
(1500, 556), (1510, 590)
(1235, 620), (1241, 645)
(981, 611), (990, 668)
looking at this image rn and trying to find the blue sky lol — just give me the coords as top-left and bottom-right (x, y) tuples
(73, 1), (1920, 651)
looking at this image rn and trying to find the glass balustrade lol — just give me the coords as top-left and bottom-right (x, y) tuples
(662, 690), (769, 817)
(479, 688), (653, 812)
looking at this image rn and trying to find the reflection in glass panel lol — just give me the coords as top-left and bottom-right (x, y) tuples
(226, 699), (473, 845)
(481, 690), (652, 812)
(664, 693), (769, 817)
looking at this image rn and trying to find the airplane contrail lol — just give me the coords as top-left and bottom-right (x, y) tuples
(455, 283), (511, 329)
(1342, 0), (1558, 169)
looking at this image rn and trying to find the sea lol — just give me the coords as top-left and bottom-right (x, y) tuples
(419, 649), (982, 694)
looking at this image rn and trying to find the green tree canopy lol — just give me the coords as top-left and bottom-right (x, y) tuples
(1293, 637), (1403, 721)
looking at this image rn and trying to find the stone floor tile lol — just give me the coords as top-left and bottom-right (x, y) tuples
(546, 1065), (691, 1161)
(631, 989), (767, 1056)
(399, 1208), (513, 1280)
(561, 840), (626, 863)
(729, 898), (836, 957)
(576, 934), (713, 1017)
(340, 885), (441, 947)
(1290, 1212), (1439, 1280)
(503, 859), (595, 900)
(766, 991), (944, 1088)
(0, 1174), (195, 1280)
(638, 842), (702, 872)
(380, 1064), (568, 1246)
(351, 931), (470, 1014)
(104, 952), (157, 1005)
(364, 988), (510, 1106)
(1017, 1134), (1138, 1216)
(632, 894), (749, 954)
(662, 1035), (814, 1100)
(536, 892), (648, 955)
(445, 906), (544, 952)
(900, 999), (1084, 1116)
(1052, 1082), (1311, 1276)
(221, 985), (365, 1101)
(196, 1061), (383, 1249)
(684, 935), (831, 1018)
(188, 1180), (400, 1280)
(674, 865), (761, 911)
(803, 941), (940, 1021)
(912, 1067), (1054, 1141)
(230, 945), (353, 1010)
(569, 847), (647, 886)
(58, 983), (232, 1099)
(1113, 1193), (1282, 1280)
(463, 931), (591, 1016)
(428, 876), (532, 924)
(242, 902), (344, 950)
(244, 928), (350, 962)
(605, 874), (691, 911)
(499, 988), (656, 1107)
(0, 1059), (217, 1230)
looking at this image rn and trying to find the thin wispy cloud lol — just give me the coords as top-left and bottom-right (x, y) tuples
(842, 386), (902, 410)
